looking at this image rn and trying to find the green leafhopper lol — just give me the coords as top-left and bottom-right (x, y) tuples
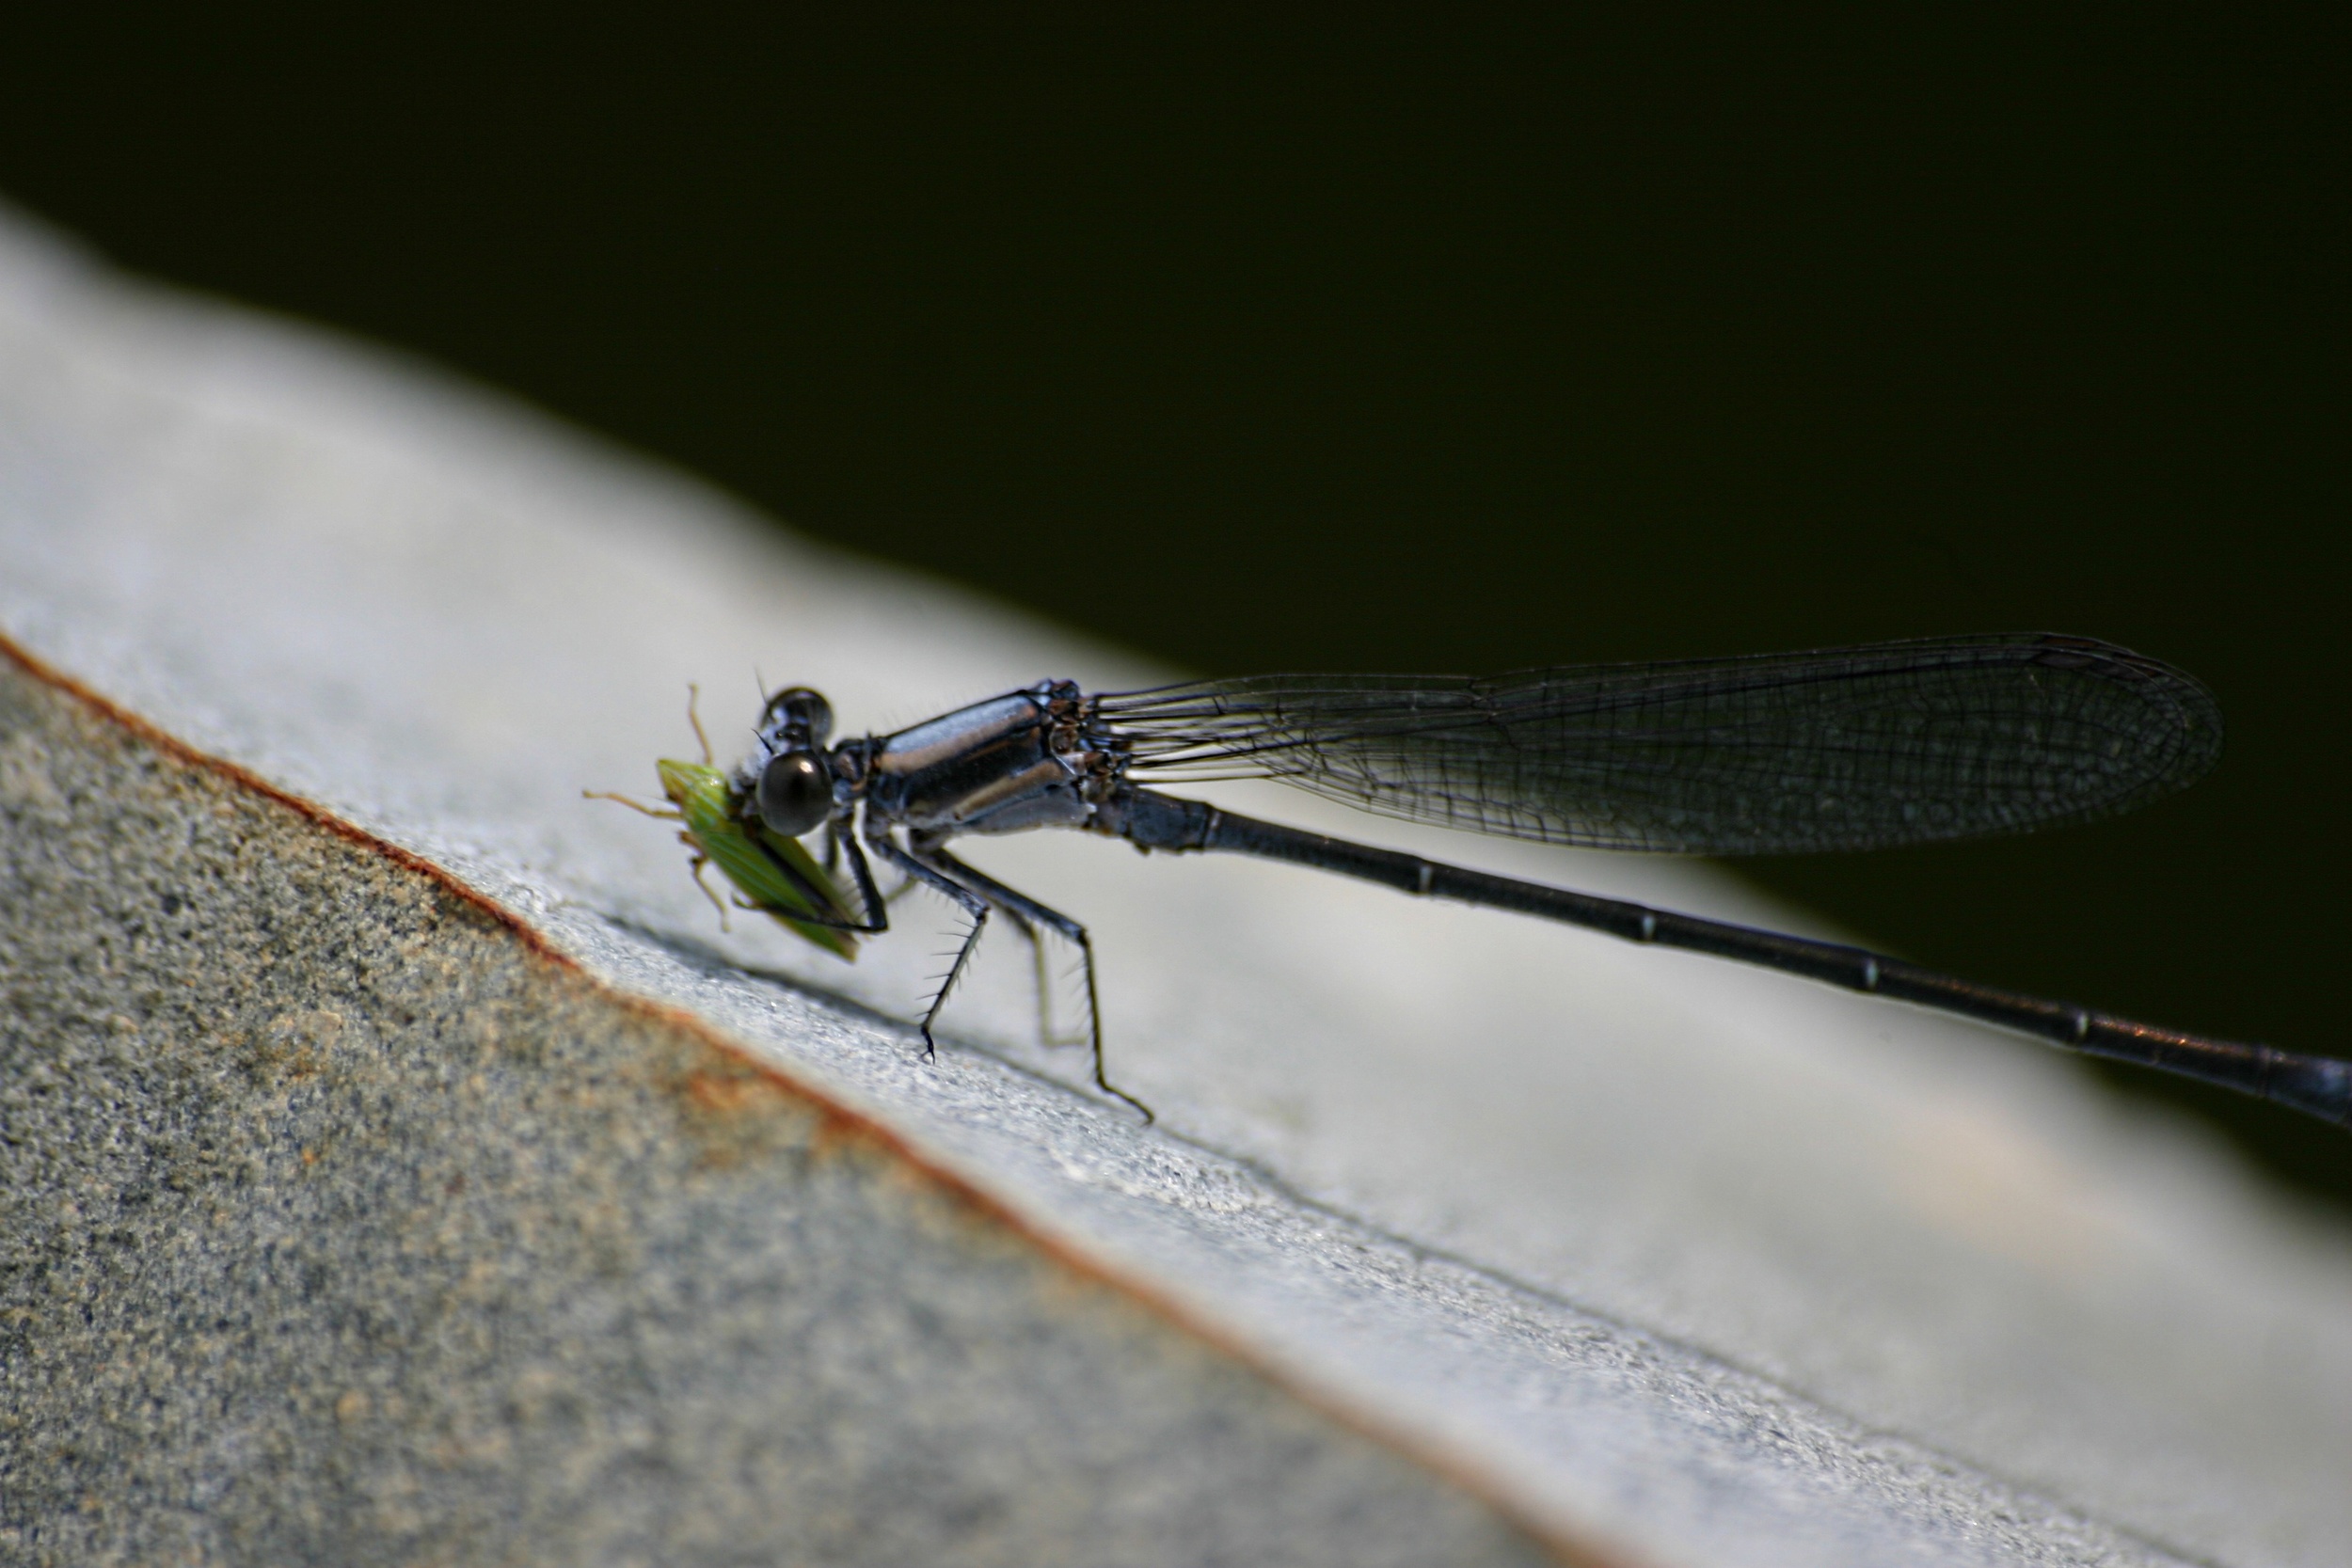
(590, 689), (861, 959)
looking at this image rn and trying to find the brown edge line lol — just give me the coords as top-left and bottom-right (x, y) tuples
(0, 627), (1640, 1568)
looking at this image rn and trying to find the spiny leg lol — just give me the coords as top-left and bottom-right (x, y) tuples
(914, 849), (1061, 1042)
(831, 820), (892, 930)
(866, 829), (993, 1063)
(916, 844), (1151, 1123)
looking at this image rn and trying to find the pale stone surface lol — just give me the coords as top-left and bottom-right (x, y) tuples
(0, 660), (1551, 1566)
(2, 199), (2347, 1566)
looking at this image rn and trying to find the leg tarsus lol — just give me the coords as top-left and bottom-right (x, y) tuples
(1072, 928), (1152, 1123)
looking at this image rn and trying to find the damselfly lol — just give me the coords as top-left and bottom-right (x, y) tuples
(617, 635), (2352, 1130)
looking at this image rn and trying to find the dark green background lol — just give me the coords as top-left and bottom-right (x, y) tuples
(4, 9), (2344, 1199)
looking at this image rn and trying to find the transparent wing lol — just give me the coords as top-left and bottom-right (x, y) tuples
(1094, 634), (2222, 854)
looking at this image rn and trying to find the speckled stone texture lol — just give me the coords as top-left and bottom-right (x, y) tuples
(0, 655), (1555, 1565)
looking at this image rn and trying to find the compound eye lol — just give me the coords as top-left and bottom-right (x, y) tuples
(762, 687), (834, 748)
(755, 750), (832, 837)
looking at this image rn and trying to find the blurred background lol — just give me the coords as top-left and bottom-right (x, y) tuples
(2, 8), (2344, 1202)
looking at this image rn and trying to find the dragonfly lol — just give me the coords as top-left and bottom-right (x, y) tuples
(606, 633), (2350, 1130)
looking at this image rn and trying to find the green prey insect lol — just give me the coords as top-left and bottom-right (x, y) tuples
(588, 689), (862, 959)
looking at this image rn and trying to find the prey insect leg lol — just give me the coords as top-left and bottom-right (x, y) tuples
(687, 851), (733, 929)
